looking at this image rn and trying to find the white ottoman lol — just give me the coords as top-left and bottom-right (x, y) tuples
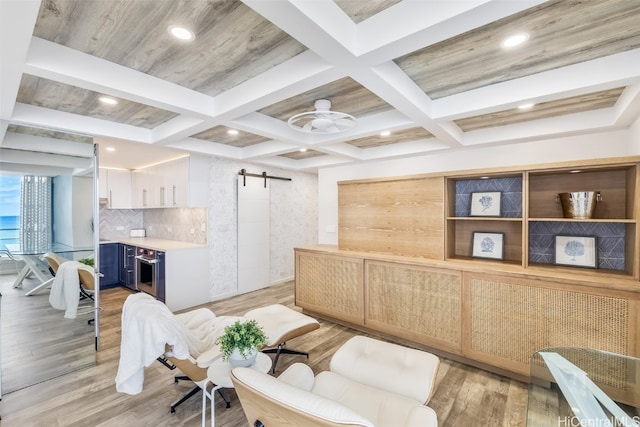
(244, 304), (320, 373)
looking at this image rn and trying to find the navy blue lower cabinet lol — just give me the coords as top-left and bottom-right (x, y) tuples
(99, 243), (120, 289)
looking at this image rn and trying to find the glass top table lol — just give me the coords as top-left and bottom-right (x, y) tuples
(527, 347), (640, 426)
(2, 243), (94, 295)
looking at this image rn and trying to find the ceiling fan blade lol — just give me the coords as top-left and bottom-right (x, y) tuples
(325, 125), (340, 133)
(302, 121), (314, 131)
(334, 118), (356, 129)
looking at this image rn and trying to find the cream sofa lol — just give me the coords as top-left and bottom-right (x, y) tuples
(231, 335), (440, 427)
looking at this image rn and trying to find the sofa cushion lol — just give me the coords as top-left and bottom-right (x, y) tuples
(312, 371), (437, 427)
(330, 336), (440, 403)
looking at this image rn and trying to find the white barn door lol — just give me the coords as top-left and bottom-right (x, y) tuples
(237, 175), (270, 294)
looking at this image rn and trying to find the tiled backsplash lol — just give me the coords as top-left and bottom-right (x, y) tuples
(143, 208), (207, 244)
(99, 207), (143, 240)
(99, 206), (207, 245)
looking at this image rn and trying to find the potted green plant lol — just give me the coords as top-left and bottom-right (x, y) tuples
(215, 319), (267, 367)
(78, 257), (94, 267)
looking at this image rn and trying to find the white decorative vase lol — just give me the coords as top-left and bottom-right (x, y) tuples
(228, 347), (258, 367)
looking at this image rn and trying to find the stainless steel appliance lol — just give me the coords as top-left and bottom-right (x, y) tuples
(135, 247), (165, 299)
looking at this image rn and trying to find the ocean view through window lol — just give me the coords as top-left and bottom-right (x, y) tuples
(0, 175), (21, 246)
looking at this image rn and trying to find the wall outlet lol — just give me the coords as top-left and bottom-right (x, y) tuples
(167, 226), (172, 232)
(201, 222), (206, 232)
(116, 226), (124, 231)
(190, 228), (195, 234)
(326, 224), (336, 233)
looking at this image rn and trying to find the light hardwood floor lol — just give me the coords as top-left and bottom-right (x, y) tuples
(0, 272), (95, 394)
(0, 281), (528, 426)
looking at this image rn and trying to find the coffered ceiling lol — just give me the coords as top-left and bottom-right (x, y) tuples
(1, 0), (639, 172)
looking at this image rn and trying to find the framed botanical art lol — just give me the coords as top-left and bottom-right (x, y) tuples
(554, 235), (597, 268)
(470, 191), (501, 217)
(472, 232), (504, 260)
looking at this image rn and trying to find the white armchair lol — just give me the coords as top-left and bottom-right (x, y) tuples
(231, 335), (440, 427)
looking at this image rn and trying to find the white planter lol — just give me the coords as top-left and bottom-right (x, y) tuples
(228, 347), (258, 367)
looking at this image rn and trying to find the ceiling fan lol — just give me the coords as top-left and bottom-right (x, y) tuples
(288, 99), (357, 134)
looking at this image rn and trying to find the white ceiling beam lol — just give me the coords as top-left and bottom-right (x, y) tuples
(151, 115), (208, 146)
(357, 0), (548, 61)
(214, 51), (343, 120)
(0, 147), (92, 170)
(155, 51), (346, 145)
(242, 0), (357, 64)
(0, 0), (40, 120)
(311, 142), (364, 160)
(613, 84), (640, 126)
(434, 49), (640, 120)
(351, 62), (463, 146)
(11, 103), (151, 143)
(296, 154), (354, 170)
(247, 155), (306, 171)
(166, 137), (242, 160)
(362, 139), (450, 161)
(24, 37), (216, 118)
(2, 131), (93, 158)
(0, 162), (74, 177)
(463, 108), (617, 147)
(303, 110), (415, 146)
(241, 140), (301, 159)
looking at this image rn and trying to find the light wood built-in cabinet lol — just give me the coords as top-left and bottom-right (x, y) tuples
(296, 157), (640, 379)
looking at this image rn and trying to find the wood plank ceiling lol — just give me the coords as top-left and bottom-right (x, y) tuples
(1, 0), (639, 171)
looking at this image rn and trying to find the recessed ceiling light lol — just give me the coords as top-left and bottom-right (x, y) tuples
(98, 96), (118, 105)
(380, 130), (391, 137)
(480, 176), (490, 180)
(570, 170), (582, 174)
(501, 32), (529, 49)
(105, 146), (116, 152)
(518, 103), (535, 110)
(168, 25), (195, 41)
(227, 129), (239, 135)
(299, 148), (308, 152)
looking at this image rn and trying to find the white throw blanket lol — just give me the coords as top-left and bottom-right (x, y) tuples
(48, 261), (83, 319)
(115, 293), (239, 395)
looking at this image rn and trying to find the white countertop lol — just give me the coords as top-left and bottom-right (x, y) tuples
(100, 237), (206, 252)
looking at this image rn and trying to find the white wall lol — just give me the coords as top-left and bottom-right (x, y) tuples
(53, 175), (93, 248)
(52, 175), (73, 247)
(631, 115), (640, 152)
(208, 157), (318, 299)
(318, 127), (640, 245)
(71, 176), (94, 247)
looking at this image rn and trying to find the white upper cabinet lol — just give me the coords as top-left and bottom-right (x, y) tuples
(130, 156), (208, 209)
(131, 167), (160, 209)
(99, 168), (132, 209)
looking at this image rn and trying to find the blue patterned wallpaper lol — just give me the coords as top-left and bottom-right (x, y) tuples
(455, 177), (522, 218)
(529, 222), (625, 270)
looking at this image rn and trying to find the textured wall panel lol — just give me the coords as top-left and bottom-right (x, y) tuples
(367, 262), (461, 346)
(470, 277), (630, 371)
(296, 253), (363, 323)
(470, 279), (538, 364)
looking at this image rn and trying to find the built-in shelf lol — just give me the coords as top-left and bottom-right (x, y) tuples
(445, 161), (638, 278)
(528, 218), (635, 223)
(447, 217), (522, 221)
